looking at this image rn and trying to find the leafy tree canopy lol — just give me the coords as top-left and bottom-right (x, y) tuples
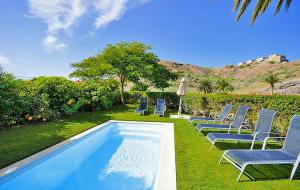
(131, 82), (149, 91)
(70, 42), (177, 103)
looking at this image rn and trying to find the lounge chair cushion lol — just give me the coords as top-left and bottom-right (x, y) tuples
(188, 117), (214, 122)
(155, 108), (165, 111)
(196, 124), (230, 130)
(225, 150), (296, 167)
(136, 108), (145, 113)
(207, 133), (254, 142)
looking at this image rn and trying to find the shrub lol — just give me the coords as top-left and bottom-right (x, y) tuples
(0, 73), (31, 127)
(183, 93), (300, 135)
(124, 91), (146, 104)
(29, 76), (85, 115)
(131, 83), (149, 91)
(0, 73), (123, 127)
(145, 92), (179, 108)
(78, 79), (119, 110)
(125, 91), (179, 108)
(25, 93), (57, 122)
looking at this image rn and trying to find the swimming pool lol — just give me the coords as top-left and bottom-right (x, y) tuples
(0, 121), (176, 190)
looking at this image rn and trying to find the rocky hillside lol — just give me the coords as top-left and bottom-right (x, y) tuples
(159, 56), (300, 95)
(159, 60), (213, 75)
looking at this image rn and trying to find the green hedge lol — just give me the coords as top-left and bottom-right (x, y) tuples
(125, 91), (179, 108)
(183, 93), (300, 135)
(0, 75), (120, 128)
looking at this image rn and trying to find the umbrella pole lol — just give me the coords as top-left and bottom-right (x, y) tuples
(178, 96), (182, 116)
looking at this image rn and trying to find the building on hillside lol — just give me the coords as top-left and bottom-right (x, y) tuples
(256, 57), (267, 62)
(238, 54), (289, 66)
(237, 54), (289, 66)
(245, 60), (254, 64)
(237, 60), (255, 66)
(237, 62), (246, 66)
(268, 54), (289, 63)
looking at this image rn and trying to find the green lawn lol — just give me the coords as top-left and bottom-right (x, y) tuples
(0, 105), (300, 189)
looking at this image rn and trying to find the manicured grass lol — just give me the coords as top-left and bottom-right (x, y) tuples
(0, 105), (300, 189)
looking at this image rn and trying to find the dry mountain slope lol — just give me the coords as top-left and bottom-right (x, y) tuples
(159, 58), (300, 94)
(159, 60), (213, 75)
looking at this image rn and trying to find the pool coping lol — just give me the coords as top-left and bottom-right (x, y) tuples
(0, 120), (176, 190)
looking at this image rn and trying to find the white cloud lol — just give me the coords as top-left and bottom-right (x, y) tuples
(28, 0), (86, 52)
(42, 35), (67, 52)
(93, 0), (150, 29)
(93, 0), (128, 29)
(0, 54), (12, 65)
(28, 0), (86, 33)
(27, 0), (150, 52)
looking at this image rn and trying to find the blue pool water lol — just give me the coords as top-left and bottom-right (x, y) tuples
(0, 122), (165, 190)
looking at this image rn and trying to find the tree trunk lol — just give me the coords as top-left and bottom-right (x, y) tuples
(120, 76), (125, 104)
(271, 85), (274, 95)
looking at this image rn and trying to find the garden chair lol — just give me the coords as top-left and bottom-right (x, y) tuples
(154, 99), (166, 117)
(188, 104), (233, 125)
(135, 97), (148, 116)
(196, 105), (249, 134)
(219, 115), (300, 181)
(206, 109), (278, 150)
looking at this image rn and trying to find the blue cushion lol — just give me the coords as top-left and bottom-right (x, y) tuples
(226, 150), (296, 167)
(196, 124), (230, 130)
(207, 133), (254, 142)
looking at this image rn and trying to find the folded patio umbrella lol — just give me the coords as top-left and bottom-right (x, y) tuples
(176, 77), (186, 116)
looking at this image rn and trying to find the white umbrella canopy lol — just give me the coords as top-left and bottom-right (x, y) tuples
(176, 77), (186, 116)
(176, 77), (186, 96)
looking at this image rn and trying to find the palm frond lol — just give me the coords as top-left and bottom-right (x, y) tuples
(275, 0), (285, 15)
(236, 0), (251, 21)
(233, 0), (293, 24)
(233, 0), (242, 10)
(260, 0), (272, 15)
(251, 0), (265, 24)
(285, 0), (292, 10)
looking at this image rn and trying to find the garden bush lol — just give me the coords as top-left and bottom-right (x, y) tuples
(2, 69), (300, 134)
(0, 73), (30, 127)
(124, 91), (146, 104)
(145, 92), (179, 108)
(0, 74), (122, 128)
(78, 79), (120, 111)
(124, 91), (179, 108)
(183, 93), (300, 135)
(28, 76), (86, 116)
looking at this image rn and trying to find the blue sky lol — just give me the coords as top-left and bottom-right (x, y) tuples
(0, 0), (300, 78)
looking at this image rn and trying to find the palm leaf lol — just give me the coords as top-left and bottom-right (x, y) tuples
(251, 0), (265, 24)
(233, 0), (242, 10)
(260, 0), (272, 14)
(233, 0), (293, 24)
(236, 0), (251, 21)
(275, 0), (284, 15)
(285, 0), (292, 10)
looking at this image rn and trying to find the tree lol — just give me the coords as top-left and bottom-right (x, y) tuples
(233, 0), (293, 24)
(198, 79), (214, 94)
(264, 72), (280, 94)
(148, 64), (178, 92)
(215, 78), (235, 93)
(70, 56), (114, 80)
(70, 42), (177, 104)
(131, 82), (149, 91)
